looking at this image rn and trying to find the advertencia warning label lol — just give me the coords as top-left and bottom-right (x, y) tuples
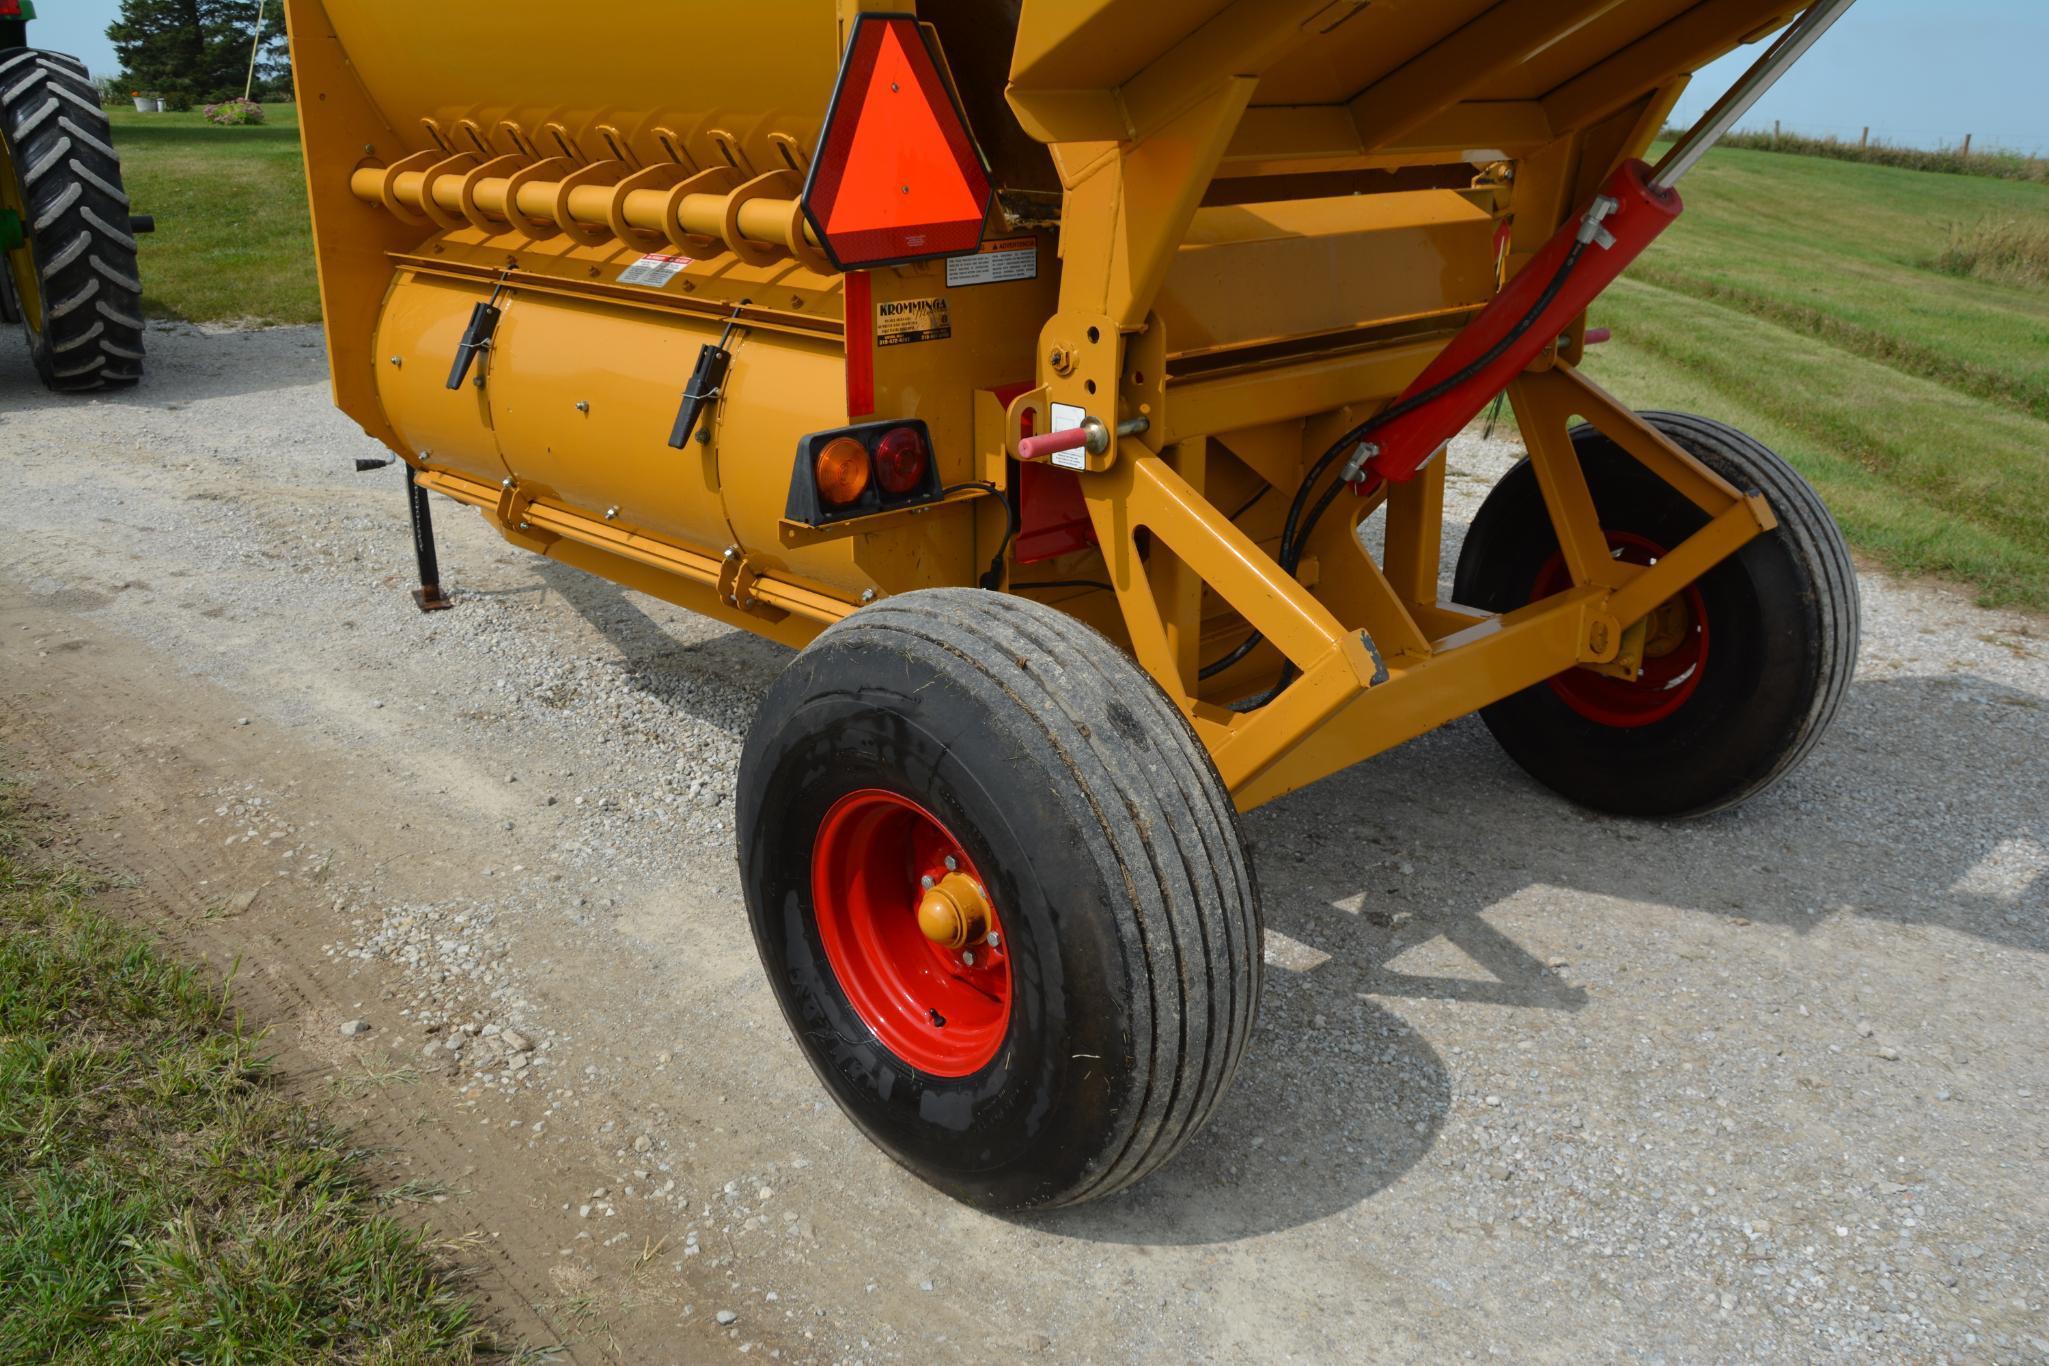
(616, 253), (693, 287)
(945, 237), (1039, 288)
(876, 296), (952, 347)
(1048, 402), (1088, 471)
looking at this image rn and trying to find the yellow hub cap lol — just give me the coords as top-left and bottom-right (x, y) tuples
(916, 871), (991, 949)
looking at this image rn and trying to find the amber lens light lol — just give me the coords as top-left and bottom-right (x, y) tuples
(874, 426), (929, 496)
(815, 436), (872, 506)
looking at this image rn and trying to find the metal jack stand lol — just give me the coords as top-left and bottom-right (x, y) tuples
(406, 465), (455, 612)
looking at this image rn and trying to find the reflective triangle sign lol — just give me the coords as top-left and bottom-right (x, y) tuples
(803, 14), (994, 270)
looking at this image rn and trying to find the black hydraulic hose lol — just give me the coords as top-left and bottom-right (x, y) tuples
(1198, 624), (1265, 682)
(944, 481), (1016, 591)
(1221, 473), (1356, 711)
(1286, 235), (1595, 570)
(1226, 484), (1270, 522)
(1201, 234), (1596, 698)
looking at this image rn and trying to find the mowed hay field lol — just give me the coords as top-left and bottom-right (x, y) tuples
(106, 104), (318, 326)
(102, 111), (2049, 609)
(1596, 147), (2049, 611)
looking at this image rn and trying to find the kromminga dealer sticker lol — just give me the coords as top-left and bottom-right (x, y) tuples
(876, 295), (952, 347)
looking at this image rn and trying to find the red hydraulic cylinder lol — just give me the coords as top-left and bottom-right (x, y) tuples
(1361, 159), (1683, 485)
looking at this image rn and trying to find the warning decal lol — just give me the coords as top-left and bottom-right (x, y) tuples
(945, 237), (1039, 288)
(616, 253), (694, 287)
(876, 295), (952, 347)
(1048, 402), (1088, 471)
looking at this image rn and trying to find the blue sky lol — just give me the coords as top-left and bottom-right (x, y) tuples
(1673, 0), (2048, 153)
(31, 0), (2048, 155)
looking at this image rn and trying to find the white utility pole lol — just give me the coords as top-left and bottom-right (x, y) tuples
(244, 0), (267, 101)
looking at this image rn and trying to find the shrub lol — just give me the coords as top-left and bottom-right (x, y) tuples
(202, 97), (264, 127)
(1934, 218), (2049, 289)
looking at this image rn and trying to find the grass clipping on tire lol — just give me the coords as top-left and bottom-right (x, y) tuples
(0, 788), (487, 1362)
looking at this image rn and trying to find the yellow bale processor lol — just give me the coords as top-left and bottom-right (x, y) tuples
(286, 0), (1862, 1209)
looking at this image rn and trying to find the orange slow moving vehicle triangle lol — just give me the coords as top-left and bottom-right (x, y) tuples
(805, 15), (992, 268)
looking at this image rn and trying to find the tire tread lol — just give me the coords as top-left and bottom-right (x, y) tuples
(1621, 413), (1860, 813)
(817, 590), (1261, 1205)
(1, 49), (144, 391)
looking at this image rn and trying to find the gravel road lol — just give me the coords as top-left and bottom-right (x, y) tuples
(2, 321), (2045, 1363)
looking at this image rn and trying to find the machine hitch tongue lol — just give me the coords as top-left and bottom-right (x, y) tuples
(668, 310), (746, 450)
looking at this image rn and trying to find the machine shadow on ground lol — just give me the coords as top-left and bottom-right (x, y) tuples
(1266, 672), (2046, 961)
(532, 560), (791, 720)
(0, 323), (331, 409)
(1041, 671), (2042, 1246)
(524, 521), (2046, 1244)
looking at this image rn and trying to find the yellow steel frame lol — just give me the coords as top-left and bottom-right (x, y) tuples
(995, 1), (1786, 809)
(287, 0), (1808, 814)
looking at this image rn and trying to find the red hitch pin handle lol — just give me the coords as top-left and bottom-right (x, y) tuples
(1017, 415), (1149, 462)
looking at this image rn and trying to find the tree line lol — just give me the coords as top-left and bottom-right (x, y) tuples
(107, 0), (290, 108)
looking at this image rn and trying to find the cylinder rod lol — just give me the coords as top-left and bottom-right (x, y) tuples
(1650, 0), (1859, 192)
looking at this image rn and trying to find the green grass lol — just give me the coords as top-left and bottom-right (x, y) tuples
(0, 784), (489, 1362)
(1593, 145), (2049, 611)
(1935, 217), (2049, 290)
(108, 103), (319, 325)
(1686, 127), (2049, 184)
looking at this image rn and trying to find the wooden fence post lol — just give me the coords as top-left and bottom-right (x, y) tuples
(1860, 126), (1869, 148)
(1962, 133), (1973, 157)
(1773, 119), (1781, 148)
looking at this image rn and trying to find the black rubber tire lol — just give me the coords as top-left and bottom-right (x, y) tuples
(0, 48), (145, 391)
(737, 588), (1261, 1210)
(1453, 412), (1858, 818)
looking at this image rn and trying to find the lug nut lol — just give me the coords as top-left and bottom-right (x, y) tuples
(943, 855), (958, 871)
(962, 950), (976, 966)
(985, 932), (1000, 948)
(920, 875), (935, 890)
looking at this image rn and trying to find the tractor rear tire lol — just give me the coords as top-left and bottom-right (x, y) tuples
(0, 48), (145, 391)
(1453, 412), (1858, 818)
(737, 588), (1262, 1210)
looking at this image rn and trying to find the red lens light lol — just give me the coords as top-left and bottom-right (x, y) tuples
(874, 426), (928, 496)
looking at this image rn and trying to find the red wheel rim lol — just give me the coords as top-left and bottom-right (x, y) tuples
(811, 789), (1012, 1076)
(1532, 531), (1710, 729)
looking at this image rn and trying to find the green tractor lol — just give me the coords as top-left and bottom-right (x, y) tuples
(0, 0), (146, 390)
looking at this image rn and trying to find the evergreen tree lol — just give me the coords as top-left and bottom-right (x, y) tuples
(107, 0), (289, 109)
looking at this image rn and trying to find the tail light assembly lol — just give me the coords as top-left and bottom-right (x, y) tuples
(785, 420), (941, 527)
